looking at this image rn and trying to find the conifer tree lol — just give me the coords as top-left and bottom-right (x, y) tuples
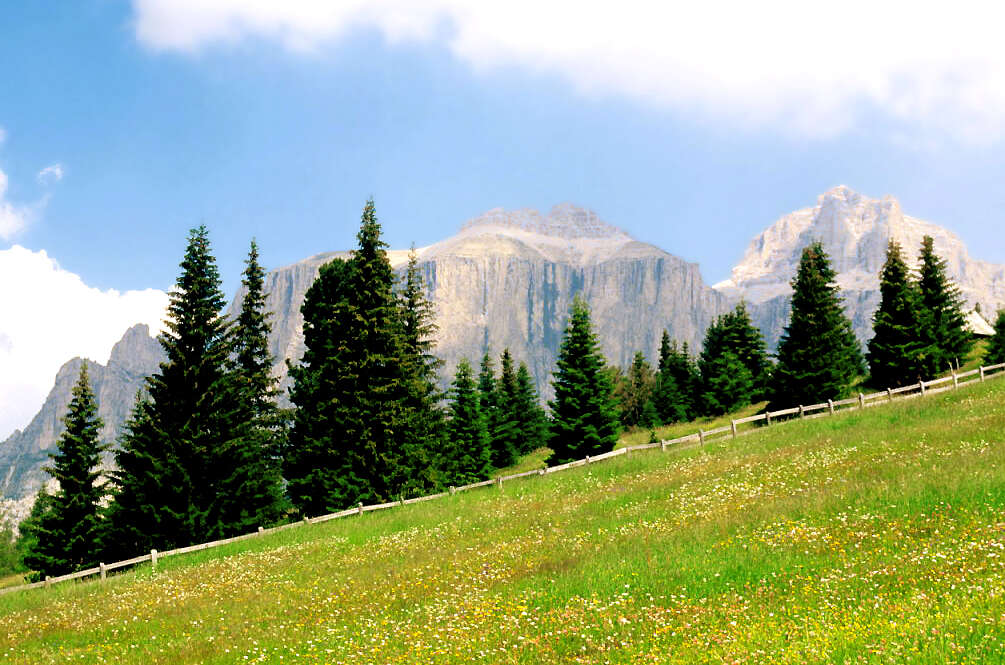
(616, 351), (657, 428)
(489, 350), (521, 469)
(549, 296), (620, 463)
(476, 353), (499, 455)
(17, 489), (52, 582)
(106, 226), (263, 556)
(654, 332), (698, 423)
(867, 240), (923, 387)
(439, 360), (492, 485)
(285, 258), (354, 515)
(286, 200), (413, 514)
(20, 364), (106, 577)
(769, 242), (863, 408)
(986, 309), (1005, 366)
(513, 362), (549, 454)
(916, 235), (972, 375)
(698, 303), (770, 413)
(395, 248), (445, 495)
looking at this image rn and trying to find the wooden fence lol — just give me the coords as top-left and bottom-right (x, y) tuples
(5, 362), (1004, 597)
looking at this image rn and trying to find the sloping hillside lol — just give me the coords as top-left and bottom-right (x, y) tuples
(3, 379), (1005, 664)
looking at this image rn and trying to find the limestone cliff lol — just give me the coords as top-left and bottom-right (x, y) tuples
(0, 324), (163, 504)
(715, 186), (1005, 349)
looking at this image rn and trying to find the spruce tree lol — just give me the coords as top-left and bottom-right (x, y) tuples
(698, 304), (769, 415)
(489, 350), (521, 469)
(549, 296), (620, 463)
(769, 242), (863, 408)
(616, 351), (657, 428)
(513, 362), (549, 454)
(986, 309), (1005, 366)
(223, 240), (285, 531)
(106, 226), (261, 556)
(17, 489), (53, 582)
(439, 359), (492, 486)
(867, 240), (923, 387)
(20, 364), (106, 577)
(476, 353), (499, 456)
(654, 332), (697, 424)
(916, 235), (972, 375)
(285, 258), (355, 515)
(286, 200), (412, 514)
(395, 248), (445, 495)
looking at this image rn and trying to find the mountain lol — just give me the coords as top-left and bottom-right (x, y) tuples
(0, 325), (163, 520)
(715, 185), (1005, 349)
(1, 204), (728, 501)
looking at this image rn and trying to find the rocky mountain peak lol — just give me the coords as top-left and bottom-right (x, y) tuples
(716, 186), (1005, 349)
(460, 204), (630, 240)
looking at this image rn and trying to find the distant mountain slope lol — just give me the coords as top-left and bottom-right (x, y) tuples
(716, 185), (1005, 349)
(1, 204), (728, 501)
(0, 325), (163, 509)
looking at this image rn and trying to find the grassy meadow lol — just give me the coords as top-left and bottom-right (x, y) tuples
(3, 378), (1005, 663)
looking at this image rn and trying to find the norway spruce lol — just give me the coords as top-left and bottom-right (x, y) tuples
(549, 296), (620, 463)
(769, 242), (863, 408)
(107, 226), (266, 556)
(513, 362), (549, 454)
(439, 359), (492, 486)
(286, 200), (414, 514)
(986, 310), (1005, 366)
(395, 248), (445, 495)
(698, 303), (770, 414)
(616, 351), (657, 428)
(20, 364), (106, 578)
(916, 235), (972, 375)
(654, 332), (698, 423)
(867, 240), (923, 387)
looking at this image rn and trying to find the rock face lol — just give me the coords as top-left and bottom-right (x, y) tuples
(715, 186), (1005, 349)
(1, 204), (727, 501)
(230, 204), (728, 404)
(0, 324), (163, 503)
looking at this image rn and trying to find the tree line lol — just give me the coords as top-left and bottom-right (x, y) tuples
(14, 201), (990, 580)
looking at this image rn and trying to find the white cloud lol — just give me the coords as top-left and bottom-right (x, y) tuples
(37, 164), (64, 185)
(131, 0), (1005, 143)
(0, 246), (168, 439)
(0, 169), (32, 241)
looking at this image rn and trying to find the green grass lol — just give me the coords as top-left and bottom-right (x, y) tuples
(4, 378), (1005, 663)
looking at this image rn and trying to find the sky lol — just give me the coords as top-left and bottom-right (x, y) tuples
(5, 0), (1005, 438)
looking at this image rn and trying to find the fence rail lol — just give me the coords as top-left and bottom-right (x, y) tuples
(5, 361), (1005, 597)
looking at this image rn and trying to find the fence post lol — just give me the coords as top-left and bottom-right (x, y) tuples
(398, 495), (405, 507)
(828, 399), (834, 415)
(357, 502), (364, 516)
(798, 405), (805, 419)
(920, 380), (926, 396)
(302, 516), (311, 526)
(538, 468), (545, 476)
(698, 429), (705, 445)
(981, 366), (987, 382)
(586, 455), (592, 464)
(99, 562), (107, 582)
(766, 411), (772, 426)
(953, 372), (959, 390)
(150, 549), (158, 573)
(858, 393), (865, 409)
(887, 388), (893, 402)
(44, 575), (51, 589)
(449, 485), (456, 495)
(495, 477), (502, 489)
(731, 420), (738, 438)
(258, 526), (264, 536)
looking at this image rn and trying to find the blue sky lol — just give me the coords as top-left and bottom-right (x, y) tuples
(4, 0), (1005, 437)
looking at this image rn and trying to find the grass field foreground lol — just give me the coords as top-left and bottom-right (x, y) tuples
(3, 378), (1005, 663)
